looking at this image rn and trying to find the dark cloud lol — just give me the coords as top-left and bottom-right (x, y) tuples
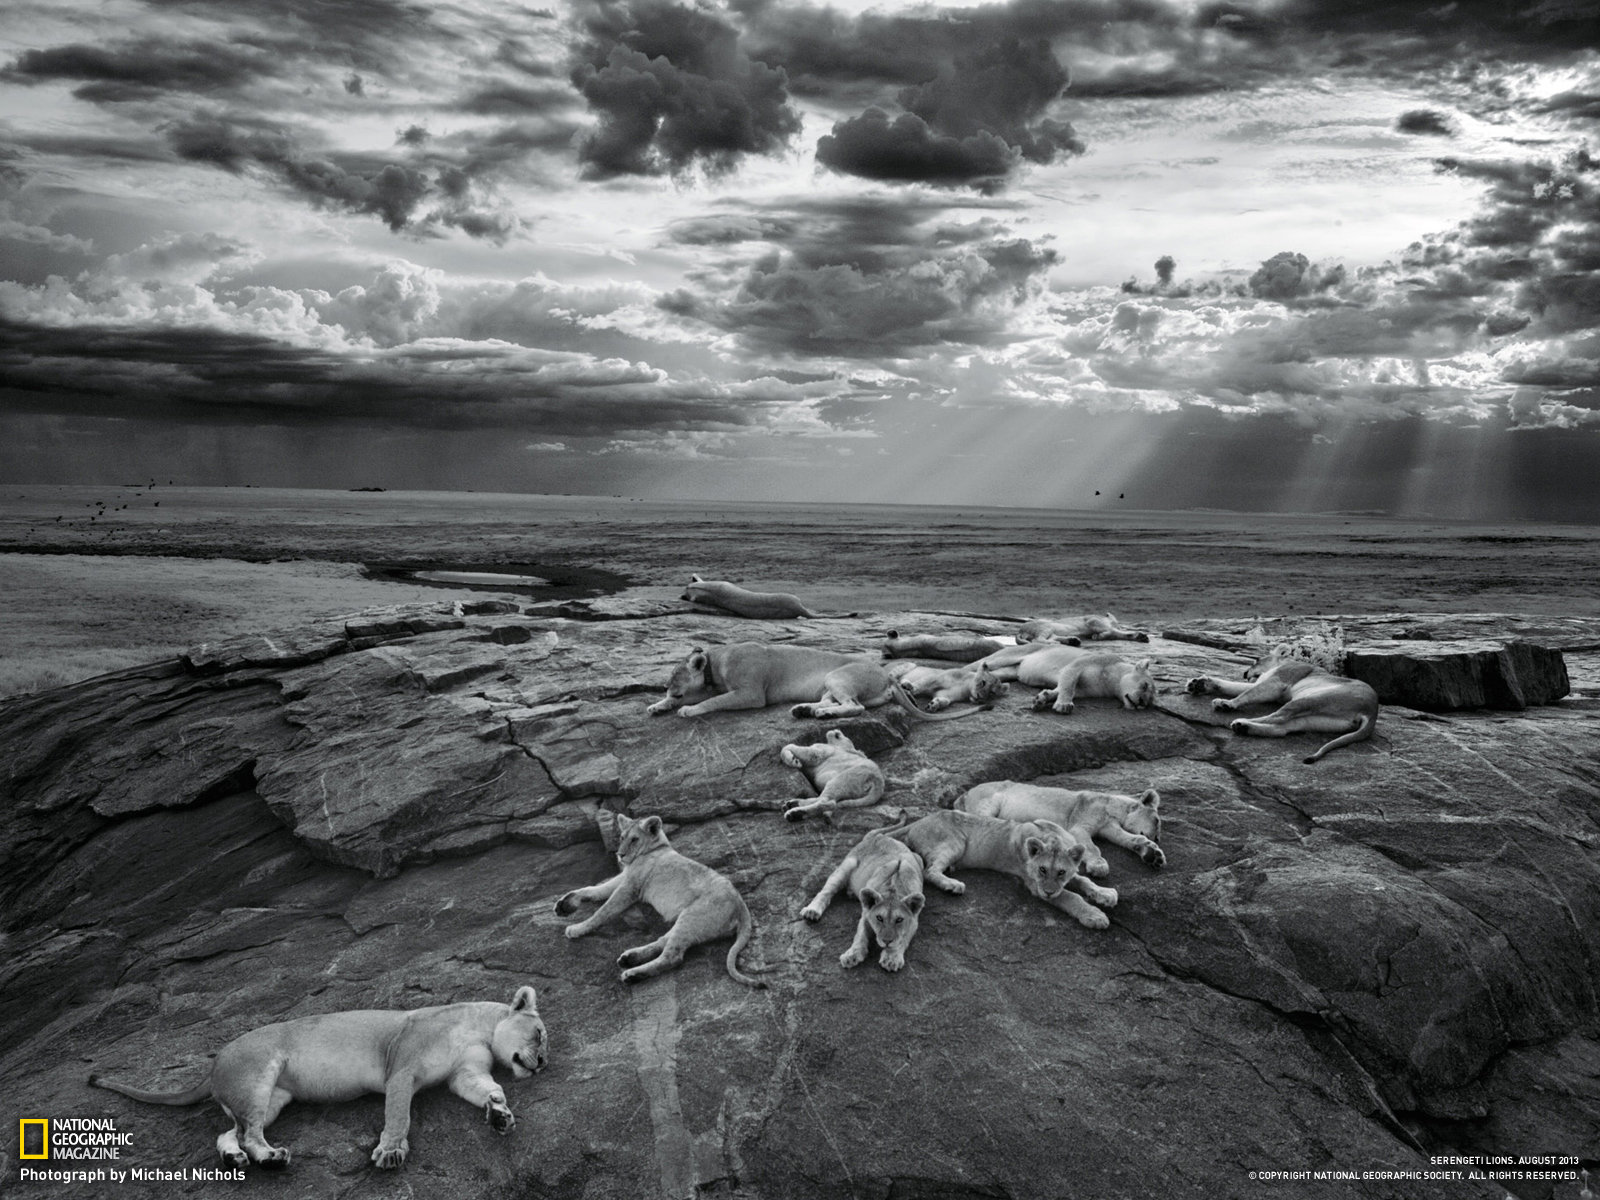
(1248, 251), (1347, 301)
(3, 39), (282, 102)
(816, 109), (1019, 190)
(1155, 255), (1176, 286)
(343, 73), (365, 96)
(1396, 109), (1453, 136)
(662, 199), (1058, 354)
(0, 314), (792, 438)
(816, 35), (1081, 189)
(569, 0), (801, 177)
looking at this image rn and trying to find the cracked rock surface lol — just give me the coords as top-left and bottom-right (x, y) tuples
(2, 600), (1598, 1199)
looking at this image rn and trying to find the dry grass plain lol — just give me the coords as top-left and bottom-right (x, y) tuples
(3, 484), (1598, 696)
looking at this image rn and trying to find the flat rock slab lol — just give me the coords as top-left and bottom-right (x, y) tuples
(1344, 639), (1570, 710)
(2, 599), (1597, 1200)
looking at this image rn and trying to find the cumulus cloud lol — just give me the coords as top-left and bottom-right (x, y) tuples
(1247, 251), (1347, 302)
(817, 36), (1081, 190)
(569, 0), (801, 177)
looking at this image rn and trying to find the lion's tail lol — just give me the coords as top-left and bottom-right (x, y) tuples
(888, 682), (990, 722)
(89, 1073), (211, 1106)
(725, 900), (769, 989)
(1304, 711), (1376, 764)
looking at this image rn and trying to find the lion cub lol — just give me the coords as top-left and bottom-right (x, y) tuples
(1186, 649), (1379, 763)
(557, 813), (766, 987)
(801, 829), (927, 971)
(957, 781), (1164, 877)
(778, 729), (886, 822)
(979, 643), (1155, 713)
(90, 986), (547, 1171)
(890, 809), (1115, 929)
(886, 660), (1009, 711)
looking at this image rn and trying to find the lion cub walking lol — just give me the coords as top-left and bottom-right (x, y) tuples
(801, 830), (927, 971)
(557, 813), (766, 987)
(777, 729), (886, 822)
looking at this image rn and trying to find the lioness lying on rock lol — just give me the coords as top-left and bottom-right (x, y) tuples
(1186, 649), (1379, 763)
(681, 575), (817, 618)
(886, 660), (1009, 711)
(775, 729), (886, 822)
(956, 781), (1165, 876)
(557, 813), (766, 987)
(1018, 613), (1148, 643)
(889, 809), (1117, 929)
(89, 986), (547, 1170)
(880, 630), (1005, 661)
(801, 829), (927, 971)
(647, 643), (988, 721)
(978, 643), (1156, 713)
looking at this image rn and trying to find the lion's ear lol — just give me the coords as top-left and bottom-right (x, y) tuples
(1024, 836), (1045, 857)
(1272, 642), (1293, 658)
(641, 815), (665, 839)
(688, 648), (708, 668)
(1140, 789), (1160, 809)
(511, 985), (538, 1013)
(691, 574), (704, 583)
(859, 887), (881, 908)
(885, 629), (899, 640)
(905, 893), (925, 915)
(1135, 657), (1152, 672)
(1066, 841), (1087, 865)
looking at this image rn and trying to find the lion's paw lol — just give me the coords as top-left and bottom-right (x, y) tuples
(485, 1099), (515, 1134)
(1031, 690), (1057, 711)
(878, 951), (905, 972)
(801, 903), (824, 922)
(1094, 887), (1119, 908)
(563, 923), (587, 940)
(218, 1149), (247, 1170)
(1085, 859), (1111, 880)
(783, 803), (807, 823)
(927, 697), (950, 711)
(934, 877), (965, 895)
(1229, 719), (1252, 735)
(1053, 702), (1075, 715)
(1185, 677), (1213, 695)
(839, 946), (866, 969)
(372, 1139), (408, 1170)
(1078, 909), (1112, 931)
(1142, 845), (1167, 869)
(1211, 698), (1235, 712)
(553, 891), (579, 916)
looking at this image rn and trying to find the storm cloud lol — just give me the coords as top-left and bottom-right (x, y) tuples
(569, 0), (801, 178)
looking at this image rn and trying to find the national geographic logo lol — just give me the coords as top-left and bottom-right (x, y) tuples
(17, 1117), (132, 1161)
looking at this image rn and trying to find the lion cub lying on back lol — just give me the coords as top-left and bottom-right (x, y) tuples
(776, 729), (885, 822)
(886, 660), (1008, 711)
(889, 809), (1117, 929)
(957, 781), (1164, 877)
(801, 829), (926, 971)
(90, 986), (547, 1171)
(557, 814), (765, 987)
(1186, 648), (1379, 763)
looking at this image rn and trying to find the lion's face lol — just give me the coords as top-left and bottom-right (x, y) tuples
(650, 648), (716, 713)
(969, 664), (1008, 705)
(824, 729), (859, 755)
(615, 813), (670, 864)
(1127, 789), (1162, 845)
(859, 884), (924, 956)
(1121, 658), (1156, 709)
(493, 986), (548, 1080)
(1019, 823), (1086, 900)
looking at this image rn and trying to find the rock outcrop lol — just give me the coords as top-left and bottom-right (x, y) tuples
(2, 601), (1598, 1200)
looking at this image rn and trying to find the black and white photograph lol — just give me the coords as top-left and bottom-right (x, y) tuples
(2, 0), (1598, 1195)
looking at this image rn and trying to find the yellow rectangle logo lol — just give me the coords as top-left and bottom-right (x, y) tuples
(19, 1118), (48, 1159)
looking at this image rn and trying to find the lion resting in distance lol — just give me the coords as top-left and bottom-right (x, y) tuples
(889, 809), (1117, 929)
(978, 642), (1156, 713)
(682, 575), (817, 618)
(956, 781), (1165, 877)
(89, 986), (547, 1170)
(775, 729), (885, 822)
(886, 660), (1009, 711)
(557, 813), (766, 986)
(881, 629), (1005, 661)
(801, 829), (927, 970)
(647, 643), (988, 721)
(1018, 613), (1148, 643)
(1186, 649), (1379, 763)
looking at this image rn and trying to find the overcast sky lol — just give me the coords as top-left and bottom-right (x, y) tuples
(2, 0), (1598, 518)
